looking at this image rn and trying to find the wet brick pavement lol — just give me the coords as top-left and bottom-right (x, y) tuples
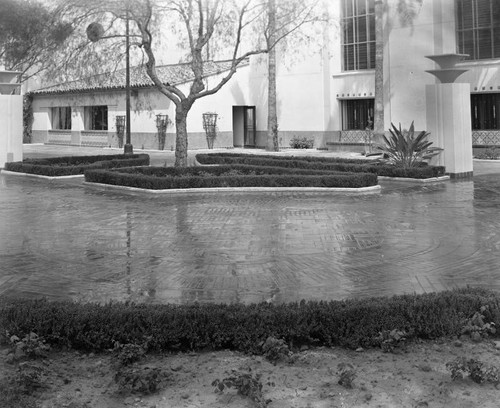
(1, 145), (500, 305)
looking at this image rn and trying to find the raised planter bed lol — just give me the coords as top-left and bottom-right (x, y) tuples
(3, 154), (150, 177)
(84, 164), (378, 191)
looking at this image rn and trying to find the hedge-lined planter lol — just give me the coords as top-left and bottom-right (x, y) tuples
(0, 288), (498, 353)
(196, 153), (446, 179)
(4, 154), (150, 177)
(84, 164), (378, 190)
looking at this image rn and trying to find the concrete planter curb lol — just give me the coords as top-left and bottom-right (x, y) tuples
(83, 181), (382, 195)
(0, 170), (84, 180)
(378, 175), (450, 183)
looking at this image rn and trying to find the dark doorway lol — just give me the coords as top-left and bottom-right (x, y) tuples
(233, 106), (256, 147)
(243, 106), (256, 147)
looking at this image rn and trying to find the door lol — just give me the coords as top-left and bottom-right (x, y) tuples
(244, 106), (256, 147)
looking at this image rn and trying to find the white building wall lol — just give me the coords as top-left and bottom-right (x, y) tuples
(29, 0), (500, 151)
(0, 95), (23, 167)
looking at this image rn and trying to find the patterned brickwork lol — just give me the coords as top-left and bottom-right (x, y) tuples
(1, 148), (500, 305)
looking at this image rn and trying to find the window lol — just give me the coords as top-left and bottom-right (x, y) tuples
(456, 0), (500, 60)
(51, 107), (71, 130)
(85, 106), (108, 130)
(471, 93), (500, 129)
(341, 0), (375, 71)
(342, 99), (374, 130)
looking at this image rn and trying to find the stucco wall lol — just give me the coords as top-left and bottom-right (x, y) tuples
(0, 95), (23, 167)
(29, 0), (500, 151)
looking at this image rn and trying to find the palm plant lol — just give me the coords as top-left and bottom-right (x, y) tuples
(377, 122), (443, 168)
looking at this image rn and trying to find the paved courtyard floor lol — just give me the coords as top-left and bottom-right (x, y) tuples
(1, 145), (500, 305)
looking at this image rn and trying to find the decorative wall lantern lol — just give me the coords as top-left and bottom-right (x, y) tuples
(156, 114), (168, 150)
(425, 53), (469, 83)
(202, 112), (218, 149)
(116, 115), (125, 148)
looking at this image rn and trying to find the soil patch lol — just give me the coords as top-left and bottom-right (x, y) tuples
(1, 338), (500, 408)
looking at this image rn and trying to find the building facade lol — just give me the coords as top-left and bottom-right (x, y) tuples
(30, 0), (500, 151)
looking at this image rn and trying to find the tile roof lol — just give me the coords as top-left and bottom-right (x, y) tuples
(32, 59), (249, 95)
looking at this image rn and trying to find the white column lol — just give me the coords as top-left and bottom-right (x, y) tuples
(0, 95), (23, 167)
(426, 83), (473, 177)
(71, 106), (85, 145)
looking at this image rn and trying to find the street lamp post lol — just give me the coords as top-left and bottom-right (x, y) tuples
(87, 12), (133, 155)
(123, 10), (133, 154)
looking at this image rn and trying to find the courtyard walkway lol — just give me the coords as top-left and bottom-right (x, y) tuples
(1, 145), (500, 305)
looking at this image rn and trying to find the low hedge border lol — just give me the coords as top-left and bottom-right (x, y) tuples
(4, 154), (150, 177)
(0, 288), (498, 353)
(196, 153), (446, 179)
(197, 152), (371, 165)
(84, 165), (378, 189)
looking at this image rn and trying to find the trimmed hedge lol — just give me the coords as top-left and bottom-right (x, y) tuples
(196, 153), (446, 179)
(4, 154), (150, 176)
(0, 288), (498, 353)
(197, 152), (371, 165)
(84, 165), (378, 189)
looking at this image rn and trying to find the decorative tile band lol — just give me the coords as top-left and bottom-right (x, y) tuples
(81, 131), (108, 147)
(47, 130), (71, 145)
(472, 130), (500, 146)
(340, 130), (372, 143)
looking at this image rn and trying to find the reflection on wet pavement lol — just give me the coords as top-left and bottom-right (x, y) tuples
(1, 158), (500, 305)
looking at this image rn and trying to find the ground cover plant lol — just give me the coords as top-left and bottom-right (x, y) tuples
(475, 147), (500, 160)
(84, 164), (378, 189)
(4, 154), (150, 176)
(196, 152), (446, 179)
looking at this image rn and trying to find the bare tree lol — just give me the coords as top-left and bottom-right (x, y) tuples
(266, 0), (278, 151)
(131, 0), (272, 166)
(373, 0), (384, 143)
(373, 0), (423, 143)
(45, 0), (323, 166)
(132, 0), (324, 165)
(263, 0), (322, 151)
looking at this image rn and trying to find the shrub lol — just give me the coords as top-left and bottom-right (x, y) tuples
(196, 153), (370, 165)
(337, 362), (356, 388)
(460, 305), (497, 340)
(5, 154), (150, 176)
(475, 147), (500, 160)
(9, 362), (48, 394)
(195, 153), (445, 179)
(376, 122), (443, 168)
(212, 370), (270, 408)
(115, 366), (171, 394)
(289, 136), (314, 149)
(374, 329), (409, 353)
(447, 357), (500, 385)
(85, 165), (378, 189)
(0, 288), (498, 354)
(262, 336), (291, 364)
(8, 332), (50, 361)
(114, 342), (147, 366)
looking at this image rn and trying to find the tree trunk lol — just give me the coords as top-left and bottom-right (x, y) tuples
(266, 0), (279, 151)
(175, 106), (189, 167)
(374, 0), (384, 144)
